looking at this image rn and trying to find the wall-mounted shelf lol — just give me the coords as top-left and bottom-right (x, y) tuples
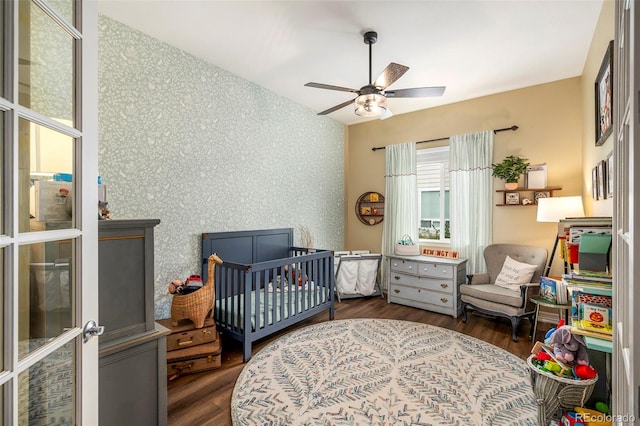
(356, 192), (384, 225)
(495, 186), (562, 206)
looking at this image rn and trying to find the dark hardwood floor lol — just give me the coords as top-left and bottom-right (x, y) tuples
(167, 296), (544, 426)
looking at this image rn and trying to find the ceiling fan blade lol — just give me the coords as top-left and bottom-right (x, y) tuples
(385, 86), (446, 98)
(317, 98), (355, 115)
(305, 82), (359, 93)
(373, 63), (409, 90)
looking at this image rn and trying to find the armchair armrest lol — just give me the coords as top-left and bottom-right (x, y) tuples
(467, 273), (490, 285)
(519, 282), (541, 308)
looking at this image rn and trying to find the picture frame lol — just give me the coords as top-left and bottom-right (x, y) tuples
(534, 191), (550, 204)
(505, 192), (520, 205)
(592, 166), (599, 200)
(597, 160), (606, 200)
(595, 40), (614, 146)
(606, 151), (613, 198)
(361, 207), (371, 215)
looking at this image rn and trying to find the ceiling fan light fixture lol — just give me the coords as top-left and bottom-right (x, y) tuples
(354, 93), (387, 117)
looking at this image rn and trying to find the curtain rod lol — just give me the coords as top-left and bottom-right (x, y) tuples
(371, 125), (519, 152)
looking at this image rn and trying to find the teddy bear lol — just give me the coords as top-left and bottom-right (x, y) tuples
(547, 325), (589, 365)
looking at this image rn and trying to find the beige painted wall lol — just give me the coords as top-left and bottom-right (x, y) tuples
(344, 0), (613, 278)
(345, 78), (583, 277)
(581, 0), (614, 217)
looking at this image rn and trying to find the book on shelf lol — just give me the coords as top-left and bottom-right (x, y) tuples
(563, 276), (612, 321)
(579, 302), (612, 331)
(562, 274), (612, 288)
(571, 319), (613, 341)
(539, 276), (568, 304)
(539, 276), (558, 303)
(569, 270), (613, 282)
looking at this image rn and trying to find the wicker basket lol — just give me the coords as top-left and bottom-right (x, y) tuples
(527, 355), (598, 426)
(171, 254), (223, 328)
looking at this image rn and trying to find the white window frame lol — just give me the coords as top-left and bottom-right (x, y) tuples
(417, 146), (450, 244)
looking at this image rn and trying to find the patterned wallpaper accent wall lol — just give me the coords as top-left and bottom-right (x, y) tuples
(98, 16), (345, 319)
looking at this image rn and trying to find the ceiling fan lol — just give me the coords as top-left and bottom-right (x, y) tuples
(305, 31), (445, 118)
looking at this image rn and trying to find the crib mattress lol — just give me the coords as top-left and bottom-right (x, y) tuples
(217, 286), (329, 331)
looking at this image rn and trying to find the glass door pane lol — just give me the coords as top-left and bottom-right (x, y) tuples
(18, 241), (74, 359)
(18, 341), (76, 425)
(0, 3), (4, 98)
(46, 0), (74, 26)
(0, 110), (4, 235)
(18, 0), (75, 127)
(18, 118), (74, 233)
(0, 247), (3, 372)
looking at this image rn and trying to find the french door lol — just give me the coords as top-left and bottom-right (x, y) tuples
(0, 0), (99, 424)
(613, 0), (639, 422)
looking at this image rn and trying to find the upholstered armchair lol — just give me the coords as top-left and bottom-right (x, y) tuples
(460, 244), (548, 341)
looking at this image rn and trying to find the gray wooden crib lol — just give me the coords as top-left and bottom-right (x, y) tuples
(201, 228), (335, 362)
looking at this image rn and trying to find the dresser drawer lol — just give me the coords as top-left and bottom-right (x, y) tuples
(417, 262), (453, 279)
(389, 284), (454, 308)
(389, 259), (418, 275)
(389, 273), (454, 294)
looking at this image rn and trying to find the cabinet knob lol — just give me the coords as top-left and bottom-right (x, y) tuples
(394, 289), (400, 294)
(440, 283), (448, 289)
(394, 275), (400, 280)
(440, 297), (448, 303)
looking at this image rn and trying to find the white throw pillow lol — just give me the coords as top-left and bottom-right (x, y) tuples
(494, 255), (538, 291)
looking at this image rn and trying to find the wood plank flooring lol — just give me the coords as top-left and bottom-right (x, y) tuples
(167, 296), (544, 426)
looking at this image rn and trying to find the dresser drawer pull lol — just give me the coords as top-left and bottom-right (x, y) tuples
(394, 275), (400, 280)
(394, 289), (400, 294)
(440, 297), (448, 303)
(178, 338), (193, 346)
(440, 283), (448, 289)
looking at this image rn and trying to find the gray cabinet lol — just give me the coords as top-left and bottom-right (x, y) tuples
(98, 219), (169, 426)
(387, 255), (467, 317)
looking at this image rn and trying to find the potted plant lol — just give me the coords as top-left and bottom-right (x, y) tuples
(492, 155), (529, 189)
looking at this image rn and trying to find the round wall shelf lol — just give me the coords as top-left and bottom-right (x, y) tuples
(355, 192), (384, 226)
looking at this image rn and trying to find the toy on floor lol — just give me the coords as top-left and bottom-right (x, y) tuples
(547, 325), (589, 365)
(573, 406), (612, 426)
(530, 320), (597, 380)
(561, 411), (585, 426)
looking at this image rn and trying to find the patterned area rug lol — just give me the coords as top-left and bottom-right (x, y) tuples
(232, 319), (538, 425)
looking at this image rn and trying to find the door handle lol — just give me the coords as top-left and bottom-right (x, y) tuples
(83, 320), (105, 343)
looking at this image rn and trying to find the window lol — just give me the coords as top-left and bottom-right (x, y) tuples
(417, 146), (450, 242)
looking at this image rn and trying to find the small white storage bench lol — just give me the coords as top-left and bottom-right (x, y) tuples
(387, 254), (467, 317)
(334, 251), (383, 302)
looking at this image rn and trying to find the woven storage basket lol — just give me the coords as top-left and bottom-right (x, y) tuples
(171, 254), (222, 328)
(527, 355), (598, 426)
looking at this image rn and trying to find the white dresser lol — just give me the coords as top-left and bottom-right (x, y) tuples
(387, 255), (468, 317)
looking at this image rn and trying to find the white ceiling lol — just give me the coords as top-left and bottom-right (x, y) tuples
(97, 0), (604, 126)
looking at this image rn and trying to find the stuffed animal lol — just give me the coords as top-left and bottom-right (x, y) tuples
(547, 325), (589, 365)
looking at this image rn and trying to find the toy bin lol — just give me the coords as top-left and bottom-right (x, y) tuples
(527, 355), (598, 426)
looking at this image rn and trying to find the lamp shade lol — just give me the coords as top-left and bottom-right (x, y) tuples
(354, 93), (387, 117)
(536, 196), (585, 223)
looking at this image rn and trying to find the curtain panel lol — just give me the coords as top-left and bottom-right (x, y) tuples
(381, 142), (418, 289)
(449, 131), (494, 274)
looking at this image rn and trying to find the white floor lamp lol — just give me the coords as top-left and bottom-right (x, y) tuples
(536, 196), (585, 276)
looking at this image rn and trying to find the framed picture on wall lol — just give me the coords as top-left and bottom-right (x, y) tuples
(505, 192), (520, 205)
(606, 151), (613, 198)
(534, 191), (550, 204)
(592, 166), (599, 200)
(595, 40), (614, 146)
(597, 160), (606, 200)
